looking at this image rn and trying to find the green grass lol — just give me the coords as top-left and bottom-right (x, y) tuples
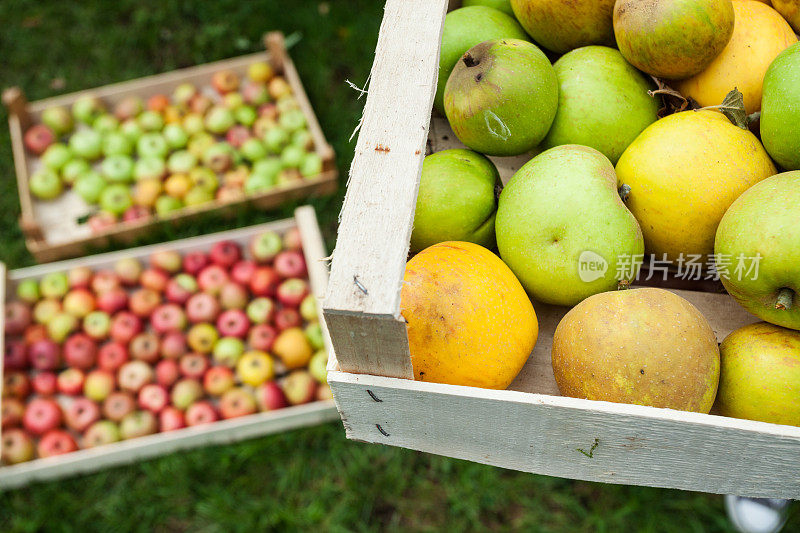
(0, 1), (797, 531)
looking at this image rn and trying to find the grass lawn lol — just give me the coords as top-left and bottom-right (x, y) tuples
(0, 1), (796, 531)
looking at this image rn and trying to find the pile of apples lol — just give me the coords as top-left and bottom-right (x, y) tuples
(1, 227), (330, 465)
(23, 61), (324, 233)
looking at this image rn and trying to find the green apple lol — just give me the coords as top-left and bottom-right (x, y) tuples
(138, 110), (164, 132)
(187, 132), (215, 159)
(72, 95), (106, 124)
(462, 0), (514, 16)
(299, 294), (317, 322)
(305, 323), (325, 351)
(183, 186), (214, 207)
(69, 129), (103, 160)
(74, 170), (107, 204)
(204, 106), (235, 134)
(761, 42), (800, 170)
(134, 157), (166, 181)
(435, 6), (527, 113)
(280, 145), (304, 169)
(263, 127), (289, 154)
(224, 92), (244, 110)
(278, 109), (306, 132)
(716, 171), (800, 329)
(93, 113), (119, 133)
(29, 169), (63, 200)
(183, 113), (205, 136)
(41, 106), (74, 135)
(411, 149), (499, 253)
(252, 158), (282, 180)
(299, 152), (322, 177)
(541, 46), (659, 165)
(445, 39), (558, 156)
(137, 132), (168, 159)
(99, 183), (133, 215)
(16, 279), (40, 303)
(41, 143), (72, 171)
(154, 194), (183, 215)
(276, 96), (299, 114)
(201, 142), (234, 172)
(120, 119), (144, 143)
(163, 123), (189, 150)
(496, 145), (644, 306)
(189, 167), (219, 192)
(40, 272), (69, 298)
(291, 129), (313, 150)
(308, 350), (328, 384)
(240, 138), (267, 161)
(212, 337), (245, 367)
(167, 150), (197, 174)
(47, 312), (78, 342)
(235, 105), (257, 127)
(717, 322), (800, 426)
(102, 131), (133, 157)
(101, 154), (134, 183)
(244, 172), (276, 194)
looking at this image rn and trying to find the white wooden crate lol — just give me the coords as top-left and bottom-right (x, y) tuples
(321, 0), (800, 498)
(0, 206), (338, 490)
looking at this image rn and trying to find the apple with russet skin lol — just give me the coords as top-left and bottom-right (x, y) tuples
(155, 359), (180, 387)
(57, 368), (85, 395)
(28, 339), (61, 371)
(160, 331), (187, 359)
(187, 323), (220, 354)
(236, 351), (274, 387)
(151, 304), (188, 334)
(249, 231), (282, 263)
(102, 391), (136, 422)
(65, 397), (101, 432)
(219, 282), (248, 310)
(275, 308), (302, 331)
(120, 410), (158, 439)
(84, 369), (116, 402)
(24, 124), (55, 155)
(219, 387), (257, 419)
(110, 311), (143, 345)
(33, 299), (61, 324)
(256, 381), (288, 411)
(129, 332), (161, 364)
(140, 268), (169, 293)
(203, 366), (235, 396)
(300, 295), (317, 322)
(96, 287), (128, 315)
(273, 327), (313, 369)
(2, 428), (35, 464)
(48, 312), (79, 343)
(282, 370), (317, 405)
(217, 184), (246, 203)
(274, 251), (307, 278)
(248, 324), (278, 352)
(32, 372), (57, 397)
(159, 406), (186, 432)
(38, 430), (78, 458)
(186, 293), (221, 324)
(277, 278), (309, 308)
(309, 350), (328, 384)
(197, 265), (230, 296)
(305, 323), (325, 351)
(230, 260), (257, 286)
(40, 272), (69, 299)
(114, 258), (143, 285)
(217, 309), (250, 338)
(186, 401), (219, 426)
(129, 288), (161, 318)
(165, 274), (198, 305)
(179, 353), (210, 379)
(171, 378), (203, 410)
(4, 339), (28, 370)
(63, 333), (98, 369)
(183, 251), (209, 276)
(226, 125), (251, 148)
(16, 278), (40, 303)
(123, 205), (151, 223)
(118, 360), (154, 393)
(212, 337), (245, 368)
(63, 289), (96, 318)
(138, 384), (169, 413)
(91, 270), (121, 294)
(5, 301), (32, 335)
(42, 105), (74, 135)
(2, 398), (25, 428)
(97, 342), (129, 372)
(250, 267), (280, 297)
(202, 142), (235, 173)
(150, 250), (182, 274)
(212, 70), (240, 93)
(3, 372), (31, 399)
(83, 420), (121, 448)
(23, 398), (62, 435)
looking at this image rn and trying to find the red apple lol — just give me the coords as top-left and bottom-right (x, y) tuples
(218, 282), (248, 310)
(160, 331), (187, 359)
(63, 333), (98, 369)
(225, 125), (251, 148)
(114, 257), (144, 285)
(185, 401), (219, 426)
(129, 288), (161, 317)
(283, 227), (302, 251)
(38, 429), (78, 458)
(186, 292), (220, 324)
(281, 370), (317, 405)
(203, 366), (235, 396)
(197, 265), (229, 295)
(31, 371), (57, 396)
(138, 384), (169, 413)
(57, 368), (85, 395)
(230, 260), (257, 286)
(219, 387), (257, 419)
(150, 250), (182, 274)
(3, 371), (31, 399)
(2, 428), (35, 464)
(209, 241), (242, 268)
(118, 360), (154, 393)
(182, 251), (209, 276)
(159, 406), (186, 432)
(179, 353), (209, 379)
(88, 212), (117, 234)
(274, 250), (307, 278)
(28, 339), (61, 371)
(123, 205), (151, 223)
(24, 124), (55, 155)
(140, 267), (170, 292)
(4, 339), (28, 370)
(5, 301), (32, 336)
(129, 332), (161, 364)
(102, 391), (136, 422)
(91, 270), (121, 294)
(110, 311), (143, 344)
(255, 381), (288, 411)
(65, 397), (101, 432)
(216, 309), (250, 338)
(23, 397), (62, 435)
(248, 324), (278, 352)
(68, 266), (94, 289)
(276, 278), (309, 308)
(2, 397), (25, 428)
(151, 304), (187, 334)
(96, 287), (128, 314)
(275, 308), (302, 331)
(155, 358), (180, 387)
(97, 341), (129, 371)
(250, 267), (280, 297)
(165, 274), (198, 305)
(84, 369), (116, 402)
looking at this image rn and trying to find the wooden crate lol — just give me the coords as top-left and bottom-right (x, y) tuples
(3, 32), (337, 264)
(0, 206), (338, 490)
(321, 0), (800, 499)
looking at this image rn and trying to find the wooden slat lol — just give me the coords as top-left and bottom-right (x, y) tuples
(323, 0), (449, 379)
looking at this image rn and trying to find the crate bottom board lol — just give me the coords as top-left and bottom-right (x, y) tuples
(328, 288), (800, 499)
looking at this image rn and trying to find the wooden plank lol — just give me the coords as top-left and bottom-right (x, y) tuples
(323, 0), (449, 379)
(329, 370), (800, 499)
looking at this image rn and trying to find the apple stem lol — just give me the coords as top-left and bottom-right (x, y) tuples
(618, 184), (631, 202)
(462, 53), (479, 68)
(775, 288), (794, 310)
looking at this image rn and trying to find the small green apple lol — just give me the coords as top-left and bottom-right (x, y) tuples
(92, 113), (119, 133)
(120, 119), (143, 143)
(183, 186), (214, 207)
(280, 145), (304, 168)
(102, 131), (133, 157)
(29, 169), (63, 200)
(137, 133), (169, 159)
(235, 105), (257, 126)
(134, 157), (167, 181)
(263, 127), (289, 154)
(204, 106), (235, 134)
(41, 143), (73, 171)
(72, 95), (106, 124)
(154, 195), (183, 216)
(16, 279), (40, 303)
(41, 106), (73, 135)
(278, 109), (306, 132)
(74, 170), (107, 204)
(99, 183), (133, 215)
(213, 337), (245, 368)
(163, 123), (189, 150)
(240, 138), (267, 161)
(101, 154), (135, 183)
(308, 350), (328, 383)
(167, 150), (198, 174)
(299, 152), (322, 177)
(69, 129), (103, 160)
(138, 110), (164, 132)
(244, 172), (276, 194)
(189, 167), (219, 192)
(40, 272), (69, 298)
